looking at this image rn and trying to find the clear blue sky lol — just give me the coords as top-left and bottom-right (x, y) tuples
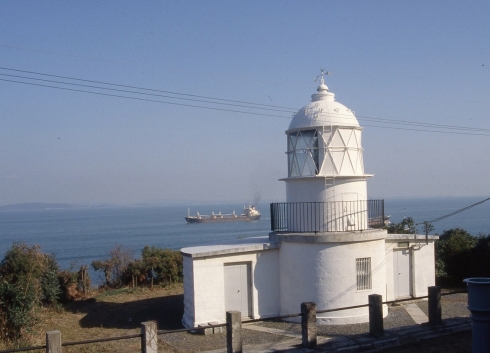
(1, 1), (489, 206)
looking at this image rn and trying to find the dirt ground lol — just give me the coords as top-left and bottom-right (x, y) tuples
(0, 285), (472, 353)
(0, 285), (186, 353)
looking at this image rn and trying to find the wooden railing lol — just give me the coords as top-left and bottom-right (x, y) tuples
(0, 287), (467, 353)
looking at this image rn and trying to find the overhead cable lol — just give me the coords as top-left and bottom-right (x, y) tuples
(1, 67), (490, 137)
(0, 72), (293, 113)
(0, 67), (296, 112)
(0, 78), (289, 119)
(425, 197), (490, 224)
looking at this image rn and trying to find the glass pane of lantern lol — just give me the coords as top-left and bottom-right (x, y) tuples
(295, 151), (307, 176)
(304, 152), (317, 175)
(289, 153), (300, 177)
(288, 133), (298, 151)
(295, 130), (310, 150)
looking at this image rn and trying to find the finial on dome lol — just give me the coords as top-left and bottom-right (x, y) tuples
(314, 69), (331, 91)
(311, 69), (335, 102)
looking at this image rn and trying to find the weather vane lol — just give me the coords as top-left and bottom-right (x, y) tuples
(314, 69), (331, 85)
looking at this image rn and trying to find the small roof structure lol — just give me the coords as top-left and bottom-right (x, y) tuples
(289, 73), (359, 131)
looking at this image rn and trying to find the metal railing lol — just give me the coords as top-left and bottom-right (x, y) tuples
(270, 200), (385, 233)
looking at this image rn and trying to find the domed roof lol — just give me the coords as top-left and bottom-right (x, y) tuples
(288, 81), (360, 131)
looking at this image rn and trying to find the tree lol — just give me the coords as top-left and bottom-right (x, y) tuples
(0, 243), (62, 340)
(92, 244), (134, 287)
(471, 234), (490, 277)
(435, 228), (476, 285)
(125, 259), (145, 288)
(141, 246), (183, 286)
(386, 217), (416, 234)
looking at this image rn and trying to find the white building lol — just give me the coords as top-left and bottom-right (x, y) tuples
(181, 73), (438, 328)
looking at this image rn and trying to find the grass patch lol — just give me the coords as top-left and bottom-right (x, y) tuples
(0, 284), (185, 352)
(95, 287), (135, 299)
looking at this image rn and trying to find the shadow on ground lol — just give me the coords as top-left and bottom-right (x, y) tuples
(66, 294), (184, 330)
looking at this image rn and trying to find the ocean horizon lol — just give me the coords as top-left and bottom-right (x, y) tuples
(0, 196), (488, 283)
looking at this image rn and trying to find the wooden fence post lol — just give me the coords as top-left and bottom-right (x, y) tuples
(46, 330), (62, 353)
(369, 294), (384, 337)
(301, 302), (317, 348)
(428, 286), (442, 326)
(141, 321), (158, 353)
(226, 311), (242, 353)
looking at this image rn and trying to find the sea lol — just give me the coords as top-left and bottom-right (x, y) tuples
(0, 197), (489, 283)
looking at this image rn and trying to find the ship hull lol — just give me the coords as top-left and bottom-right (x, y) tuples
(185, 215), (261, 223)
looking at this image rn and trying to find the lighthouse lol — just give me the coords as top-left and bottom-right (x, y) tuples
(181, 72), (438, 329)
(270, 71), (388, 324)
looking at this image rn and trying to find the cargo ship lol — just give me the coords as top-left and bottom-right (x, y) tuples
(185, 205), (261, 223)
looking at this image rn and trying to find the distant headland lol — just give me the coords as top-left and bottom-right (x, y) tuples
(0, 203), (78, 210)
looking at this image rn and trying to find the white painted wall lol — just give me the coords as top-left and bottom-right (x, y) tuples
(285, 178), (367, 203)
(278, 235), (387, 325)
(384, 236), (437, 301)
(182, 234), (437, 327)
(412, 242), (436, 297)
(182, 249), (280, 328)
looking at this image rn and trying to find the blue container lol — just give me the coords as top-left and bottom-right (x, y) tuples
(464, 278), (490, 353)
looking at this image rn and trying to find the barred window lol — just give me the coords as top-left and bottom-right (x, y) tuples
(356, 257), (372, 290)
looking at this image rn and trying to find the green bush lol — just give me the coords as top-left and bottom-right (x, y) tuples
(471, 235), (490, 277)
(93, 245), (183, 288)
(386, 217), (416, 234)
(0, 279), (38, 340)
(92, 244), (134, 287)
(141, 246), (183, 285)
(435, 228), (477, 285)
(41, 255), (61, 305)
(0, 243), (62, 340)
(57, 265), (90, 301)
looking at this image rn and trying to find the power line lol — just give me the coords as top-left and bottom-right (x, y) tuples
(1, 66), (490, 137)
(358, 116), (490, 133)
(361, 124), (490, 137)
(0, 67), (297, 112)
(4, 66), (490, 133)
(0, 78), (290, 119)
(0, 72), (294, 114)
(425, 197), (490, 224)
(4, 44), (490, 106)
(413, 197), (490, 243)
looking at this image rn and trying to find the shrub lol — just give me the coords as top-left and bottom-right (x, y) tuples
(471, 235), (490, 277)
(0, 243), (62, 340)
(0, 279), (38, 340)
(41, 255), (61, 305)
(435, 228), (477, 285)
(386, 217), (416, 234)
(141, 246), (183, 286)
(125, 259), (146, 288)
(57, 265), (91, 301)
(92, 244), (134, 287)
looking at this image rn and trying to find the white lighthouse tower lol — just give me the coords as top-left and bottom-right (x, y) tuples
(181, 71), (438, 329)
(283, 70), (371, 231)
(270, 71), (388, 324)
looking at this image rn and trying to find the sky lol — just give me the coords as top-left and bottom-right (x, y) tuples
(0, 1), (489, 206)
